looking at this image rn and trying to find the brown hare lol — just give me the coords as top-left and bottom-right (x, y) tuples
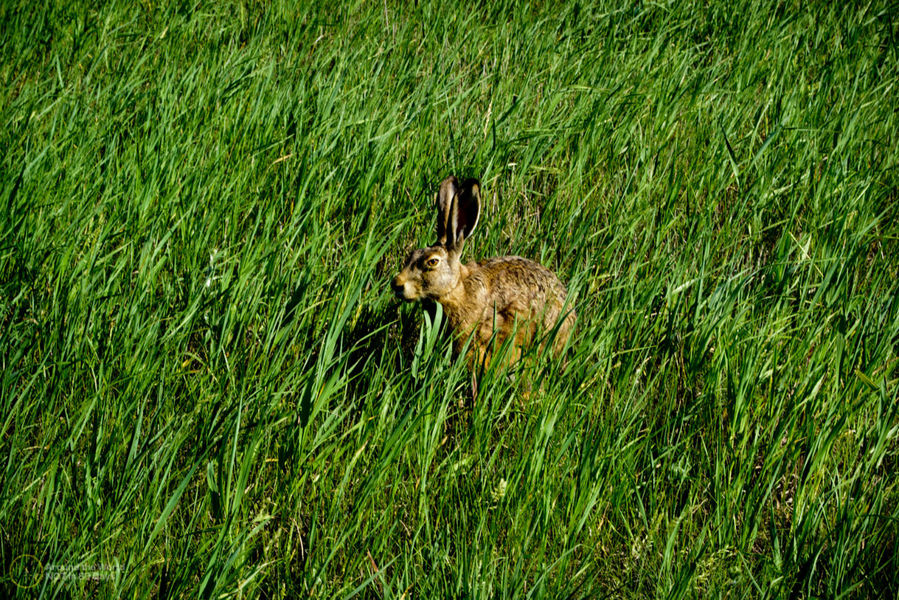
(391, 176), (575, 388)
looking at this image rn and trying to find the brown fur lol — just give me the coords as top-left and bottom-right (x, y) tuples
(391, 176), (575, 372)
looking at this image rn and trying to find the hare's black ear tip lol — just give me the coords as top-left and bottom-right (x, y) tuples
(461, 178), (482, 195)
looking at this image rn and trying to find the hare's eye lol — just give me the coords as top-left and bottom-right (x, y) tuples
(425, 257), (439, 268)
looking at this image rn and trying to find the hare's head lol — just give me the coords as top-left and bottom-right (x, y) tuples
(392, 176), (481, 302)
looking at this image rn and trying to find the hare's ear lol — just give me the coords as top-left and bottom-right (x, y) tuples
(446, 178), (481, 252)
(436, 176), (460, 245)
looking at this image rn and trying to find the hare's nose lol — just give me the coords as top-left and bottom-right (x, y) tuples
(390, 277), (405, 296)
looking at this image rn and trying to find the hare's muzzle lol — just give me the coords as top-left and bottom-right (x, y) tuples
(391, 274), (410, 300)
(391, 271), (422, 302)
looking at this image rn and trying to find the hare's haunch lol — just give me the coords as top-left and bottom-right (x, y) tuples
(392, 176), (575, 369)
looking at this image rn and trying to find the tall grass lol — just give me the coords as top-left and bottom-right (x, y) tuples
(1, 0), (897, 597)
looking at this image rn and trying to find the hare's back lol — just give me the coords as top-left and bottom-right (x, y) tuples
(474, 256), (569, 320)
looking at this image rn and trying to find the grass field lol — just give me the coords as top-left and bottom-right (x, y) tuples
(2, 0), (898, 597)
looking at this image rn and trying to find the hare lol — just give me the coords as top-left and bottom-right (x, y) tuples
(391, 176), (575, 383)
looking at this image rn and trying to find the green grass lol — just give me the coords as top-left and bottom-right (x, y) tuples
(2, 0), (898, 597)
